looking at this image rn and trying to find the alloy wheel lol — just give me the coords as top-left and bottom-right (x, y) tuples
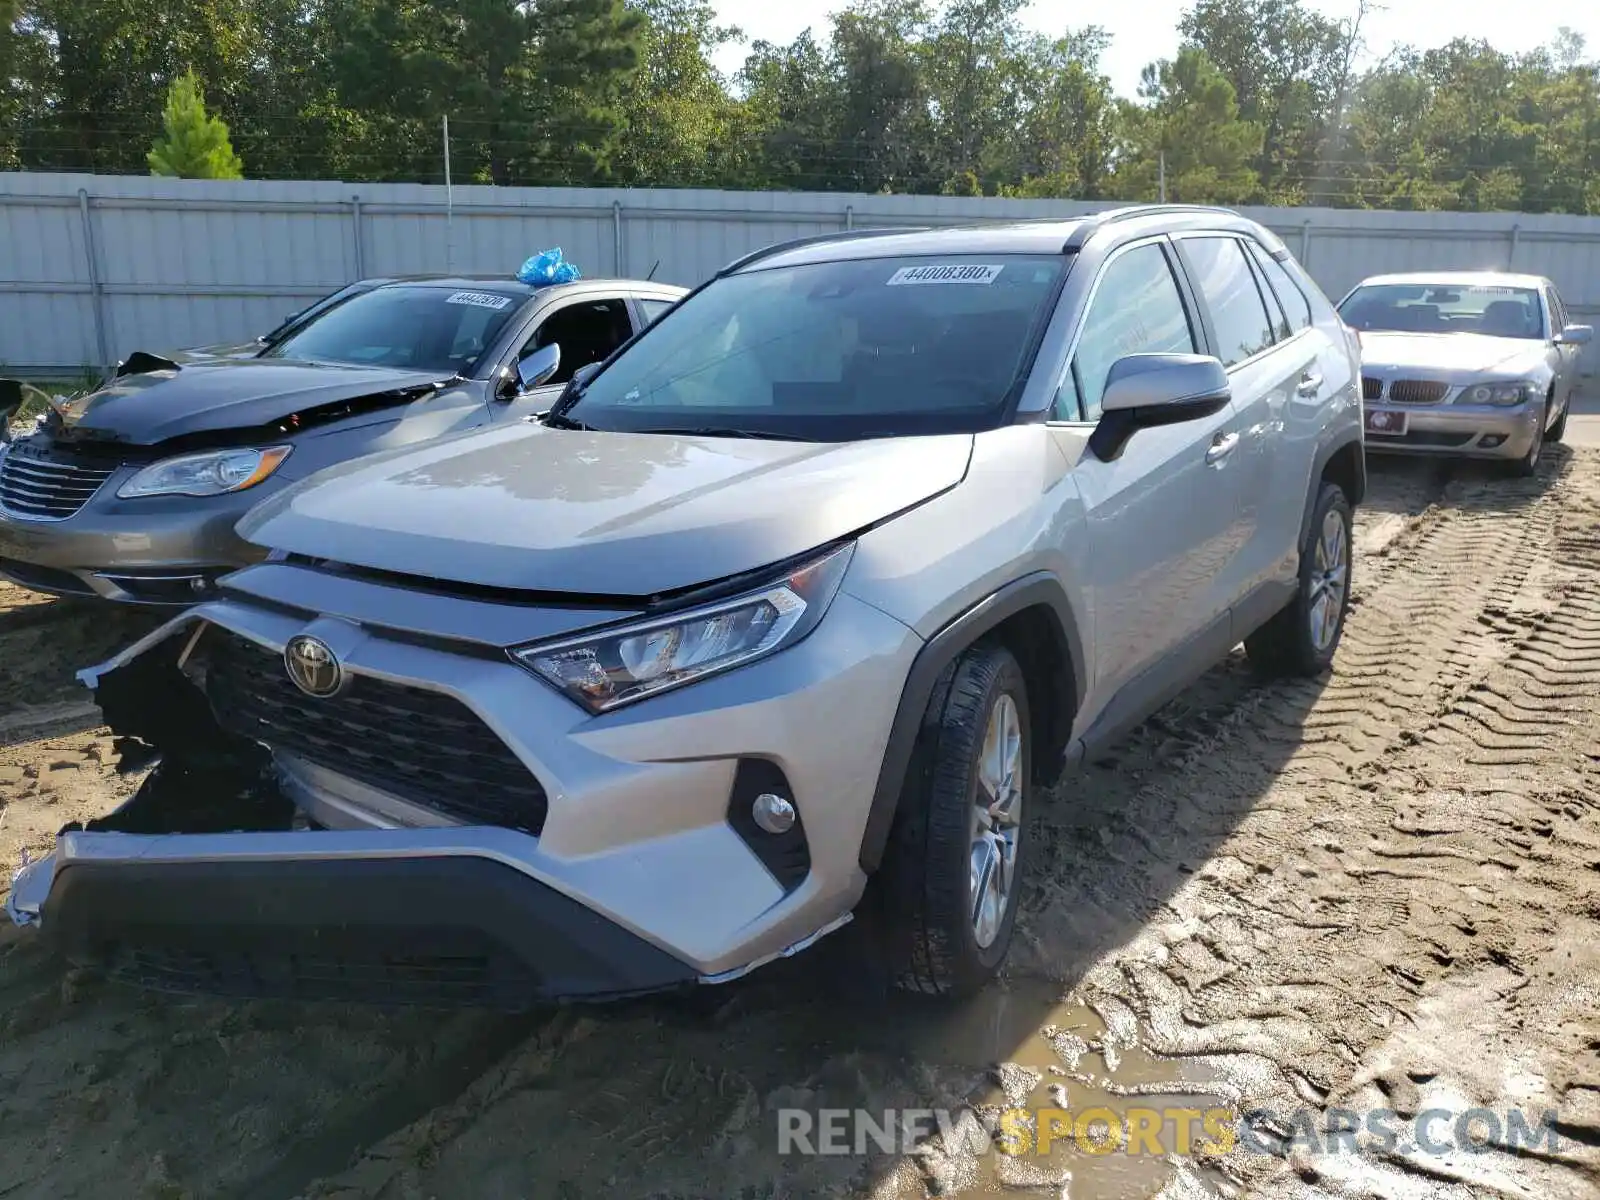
(969, 693), (1024, 949)
(1308, 507), (1349, 653)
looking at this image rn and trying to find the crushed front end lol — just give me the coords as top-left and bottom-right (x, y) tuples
(8, 557), (913, 1008)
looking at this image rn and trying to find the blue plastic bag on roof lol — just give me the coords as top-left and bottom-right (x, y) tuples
(517, 247), (582, 287)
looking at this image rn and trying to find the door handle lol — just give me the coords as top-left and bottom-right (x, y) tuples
(1205, 431), (1240, 465)
(1297, 372), (1323, 396)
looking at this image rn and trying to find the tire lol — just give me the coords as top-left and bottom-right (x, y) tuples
(1246, 482), (1353, 678)
(880, 640), (1032, 998)
(1547, 396), (1569, 444)
(1505, 399), (1547, 477)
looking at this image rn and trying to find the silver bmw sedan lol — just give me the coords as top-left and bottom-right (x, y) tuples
(1338, 271), (1590, 476)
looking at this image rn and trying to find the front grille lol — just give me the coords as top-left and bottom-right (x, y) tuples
(1388, 379), (1450, 405)
(1362, 376), (1383, 401)
(0, 442), (116, 519)
(205, 630), (549, 834)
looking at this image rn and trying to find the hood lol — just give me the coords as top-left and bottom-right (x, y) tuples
(48, 358), (458, 446)
(238, 423), (975, 597)
(1359, 332), (1548, 382)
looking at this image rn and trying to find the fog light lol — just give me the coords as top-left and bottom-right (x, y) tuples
(1480, 434), (1506, 448)
(752, 792), (796, 835)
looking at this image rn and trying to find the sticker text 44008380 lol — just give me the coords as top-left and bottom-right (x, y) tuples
(886, 264), (1005, 287)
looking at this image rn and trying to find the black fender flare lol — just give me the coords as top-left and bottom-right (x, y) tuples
(1299, 428), (1365, 552)
(857, 572), (1087, 874)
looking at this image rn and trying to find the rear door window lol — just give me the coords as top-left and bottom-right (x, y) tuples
(1180, 236), (1277, 368)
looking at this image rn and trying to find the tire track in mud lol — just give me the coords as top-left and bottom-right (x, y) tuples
(1054, 449), (1600, 1198)
(1289, 464), (1560, 773)
(0, 584), (162, 720)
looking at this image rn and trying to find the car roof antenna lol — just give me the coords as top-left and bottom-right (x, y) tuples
(646, 260), (660, 282)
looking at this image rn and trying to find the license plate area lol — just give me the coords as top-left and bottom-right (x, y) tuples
(1365, 408), (1408, 436)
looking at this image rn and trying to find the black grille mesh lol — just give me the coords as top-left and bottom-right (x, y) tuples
(1389, 379), (1450, 404)
(205, 630), (549, 834)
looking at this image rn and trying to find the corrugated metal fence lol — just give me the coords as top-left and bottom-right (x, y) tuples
(5, 171), (1600, 377)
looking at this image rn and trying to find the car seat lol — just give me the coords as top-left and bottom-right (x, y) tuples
(1480, 299), (1536, 338)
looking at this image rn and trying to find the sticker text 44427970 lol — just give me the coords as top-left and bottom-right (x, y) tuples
(445, 291), (514, 310)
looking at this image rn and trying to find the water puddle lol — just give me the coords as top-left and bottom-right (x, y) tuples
(873, 978), (1239, 1197)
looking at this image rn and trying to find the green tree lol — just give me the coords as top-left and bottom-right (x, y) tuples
(1176, 0), (1343, 200)
(737, 31), (839, 189)
(921, 0), (1026, 190)
(612, 0), (742, 186)
(1115, 47), (1262, 203)
(828, 0), (936, 192)
(998, 27), (1117, 198)
(326, 0), (643, 185)
(147, 68), (244, 178)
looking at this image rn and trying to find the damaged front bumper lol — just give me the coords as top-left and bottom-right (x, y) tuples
(8, 828), (705, 1006)
(6, 581), (892, 1006)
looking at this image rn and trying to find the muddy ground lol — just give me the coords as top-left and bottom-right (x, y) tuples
(1, 449), (1598, 1200)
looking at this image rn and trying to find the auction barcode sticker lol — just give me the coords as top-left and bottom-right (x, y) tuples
(886, 264), (1005, 286)
(445, 291), (513, 309)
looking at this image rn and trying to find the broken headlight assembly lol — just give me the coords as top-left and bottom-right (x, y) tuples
(513, 543), (855, 713)
(1460, 381), (1537, 407)
(118, 445), (292, 499)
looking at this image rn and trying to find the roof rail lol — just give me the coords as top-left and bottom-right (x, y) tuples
(1062, 203), (1243, 251)
(717, 226), (927, 276)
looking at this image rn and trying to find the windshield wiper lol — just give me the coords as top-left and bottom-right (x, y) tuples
(631, 426), (813, 442)
(539, 411), (594, 431)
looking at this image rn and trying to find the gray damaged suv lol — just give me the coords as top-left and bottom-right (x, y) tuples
(9, 205), (1365, 1005)
(0, 275), (685, 604)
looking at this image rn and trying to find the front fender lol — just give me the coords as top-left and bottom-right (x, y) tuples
(856, 572), (1086, 873)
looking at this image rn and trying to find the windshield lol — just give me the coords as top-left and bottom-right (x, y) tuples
(1338, 283), (1546, 339)
(564, 254), (1068, 439)
(263, 285), (527, 372)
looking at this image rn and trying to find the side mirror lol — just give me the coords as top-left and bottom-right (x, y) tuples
(1557, 323), (1593, 346)
(1089, 353), (1232, 463)
(517, 343), (562, 392)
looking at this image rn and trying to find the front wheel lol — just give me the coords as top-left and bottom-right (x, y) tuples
(1547, 396), (1569, 444)
(1246, 483), (1352, 678)
(1505, 400), (1547, 477)
(880, 641), (1031, 998)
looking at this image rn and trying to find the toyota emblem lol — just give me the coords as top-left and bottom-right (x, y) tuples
(284, 635), (345, 698)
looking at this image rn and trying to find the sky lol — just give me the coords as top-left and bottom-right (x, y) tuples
(708, 0), (1600, 98)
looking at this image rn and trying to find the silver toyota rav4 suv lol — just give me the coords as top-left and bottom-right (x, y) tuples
(9, 205), (1365, 1005)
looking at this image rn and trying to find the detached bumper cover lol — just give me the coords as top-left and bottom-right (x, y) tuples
(19, 838), (699, 1008)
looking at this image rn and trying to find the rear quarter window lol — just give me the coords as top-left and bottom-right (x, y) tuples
(1248, 243), (1313, 334)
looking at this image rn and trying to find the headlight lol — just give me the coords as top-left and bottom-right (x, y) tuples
(117, 445), (292, 499)
(1460, 382), (1536, 407)
(512, 543), (856, 713)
